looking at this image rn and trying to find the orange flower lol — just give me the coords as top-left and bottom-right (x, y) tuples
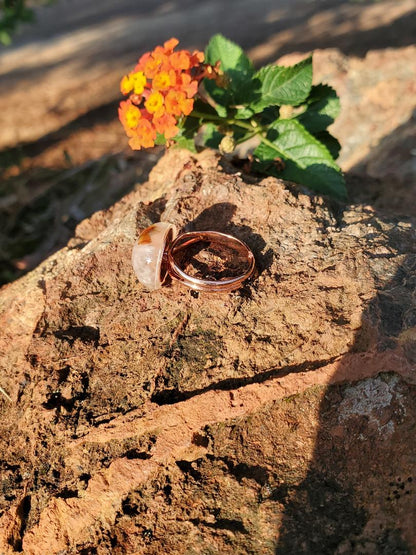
(169, 50), (191, 71)
(153, 113), (179, 139)
(163, 37), (179, 52)
(119, 38), (214, 150)
(165, 89), (194, 116)
(152, 70), (176, 91)
(191, 50), (205, 65)
(128, 119), (157, 149)
(143, 53), (168, 79)
(142, 40), (180, 79)
(175, 73), (198, 98)
(135, 51), (151, 73)
(118, 100), (142, 134)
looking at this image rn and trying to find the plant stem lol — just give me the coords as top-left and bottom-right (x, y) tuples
(190, 110), (256, 132)
(190, 109), (283, 155)
(256, 135), (282, 155)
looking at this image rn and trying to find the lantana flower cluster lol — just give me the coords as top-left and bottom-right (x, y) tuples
(117, 34), (346, 199)
(119, 38), (216, 150)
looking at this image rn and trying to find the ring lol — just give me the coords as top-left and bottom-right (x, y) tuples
(132, 222), (255, 292)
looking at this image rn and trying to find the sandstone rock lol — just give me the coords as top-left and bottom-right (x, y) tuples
(0, 149), (415, 554)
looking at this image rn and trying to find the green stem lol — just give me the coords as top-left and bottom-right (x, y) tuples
(256, 135), (283, 155)
(190, 110), (256, 132)
(190, 109), (283, 155)
(235, 130), (258, 144)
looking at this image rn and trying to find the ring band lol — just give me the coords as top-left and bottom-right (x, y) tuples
(132, 223), (255, 292)
(167, 231), (256, 292)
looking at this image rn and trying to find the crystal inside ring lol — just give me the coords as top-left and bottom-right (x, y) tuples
(132, 222), (256, 292)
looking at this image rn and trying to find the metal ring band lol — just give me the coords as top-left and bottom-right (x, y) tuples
(166, 231), (255, 292)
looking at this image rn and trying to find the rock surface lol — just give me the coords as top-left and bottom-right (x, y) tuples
(0, 149), (415, 553)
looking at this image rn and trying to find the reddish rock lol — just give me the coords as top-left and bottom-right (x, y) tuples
(0, 149), (415, 553)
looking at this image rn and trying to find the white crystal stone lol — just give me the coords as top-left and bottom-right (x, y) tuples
(132, 222), (176, 290)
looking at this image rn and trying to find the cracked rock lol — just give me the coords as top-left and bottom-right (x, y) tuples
(0, 149), (415, 554)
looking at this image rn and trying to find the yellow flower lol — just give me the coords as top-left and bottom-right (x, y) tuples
(125, 105), (141, 128)
(152, 70), (176, 91)
(120, 71), (147, 95)
(132, 71), (147, 94)
(120, 74), (133, 95)
(145, 91), (164, 114)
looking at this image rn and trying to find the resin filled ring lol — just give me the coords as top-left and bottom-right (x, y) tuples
(132, 223), (255, 292)
(132, 222), (177, 291)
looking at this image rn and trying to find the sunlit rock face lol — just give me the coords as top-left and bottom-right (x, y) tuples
(0, 149), (415, 554)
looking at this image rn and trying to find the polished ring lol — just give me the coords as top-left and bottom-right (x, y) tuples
(132, 222), (255, 292)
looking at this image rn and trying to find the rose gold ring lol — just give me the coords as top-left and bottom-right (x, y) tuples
(132, 222), (255, 292)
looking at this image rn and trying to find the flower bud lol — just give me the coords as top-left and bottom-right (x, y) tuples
(219, 135), (236, 154)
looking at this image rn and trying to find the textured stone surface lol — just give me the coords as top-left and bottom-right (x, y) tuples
(0, 149), (415, 554)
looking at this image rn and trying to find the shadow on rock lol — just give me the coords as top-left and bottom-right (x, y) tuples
(275, 216), (416, 553)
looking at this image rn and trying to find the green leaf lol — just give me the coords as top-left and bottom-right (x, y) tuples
(254, 119), (346, 200)
(178, 115), (201, 136)
(280, 160), (346, 200)
(250, 56), (313, 112)
(314, 130), (341, 160)
(233, 106), (254, 119)
(205, 34), (254, 91)
(202, 80), (230, 117)
(154, 133), (166, 146)
(262, 119), (340, 169)
(174, 135), (197, 152)
(296, 84), (340, 134)
(201, 123), (224, 149)
(173, 116), (200, 152)
(259, 106), (281, 125)
(204, 34), (257, 112)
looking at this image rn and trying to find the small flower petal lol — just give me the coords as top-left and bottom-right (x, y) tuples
(128, 119), (157, 149)
(165, 90), (194, 116)
(119, 99), (142, 132)
(153, 113), (179, 139)
(153, 70), (176, 91)
(163, 37), (179, 52)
